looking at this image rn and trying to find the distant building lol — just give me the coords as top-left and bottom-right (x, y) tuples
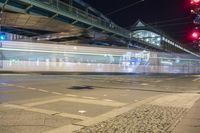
(130, 20), (199, 57)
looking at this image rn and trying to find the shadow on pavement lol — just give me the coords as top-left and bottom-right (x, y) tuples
(68, 85), (95, 90)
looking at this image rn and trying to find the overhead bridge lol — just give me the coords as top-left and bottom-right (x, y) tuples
(0, 0), (172, 52)
(0, 0), (130, 39)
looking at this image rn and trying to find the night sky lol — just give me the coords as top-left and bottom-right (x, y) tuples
(83, 0), (195, 46)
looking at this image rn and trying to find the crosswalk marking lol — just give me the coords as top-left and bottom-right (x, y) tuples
(23, 97), (126, 107)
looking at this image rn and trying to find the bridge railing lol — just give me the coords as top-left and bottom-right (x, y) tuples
(30, 0), (130, 38)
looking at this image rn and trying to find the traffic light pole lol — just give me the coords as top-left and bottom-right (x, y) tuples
(190, 0), (200, 51)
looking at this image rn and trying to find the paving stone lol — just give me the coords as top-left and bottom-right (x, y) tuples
(75, 105), (187, 133)
(0, 106), (80, 133)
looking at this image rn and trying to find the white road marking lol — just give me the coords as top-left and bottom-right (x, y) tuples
(16, 85), (26, 88)
(141, 83), (149, 86)
(61, 97), (125, 107)
(3, 104), (57, 115)
(65, 94), (78, 97)
(78, 110), (87, 114)
(2, 104), (90, 120)
(23, 98), (64, 107)
(23, 97), (126, 107)
(103, 99), (113, 102)
(0, 83), (8, 85)
(6, 84), (14, 87)
(82, 96), (96, 100)
(192, 78), (200, 82)
(27, 87), (37, 90)
(38, 89), (49, 93)
(51, 92), (63, 95)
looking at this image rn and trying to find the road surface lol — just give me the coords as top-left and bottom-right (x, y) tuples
(0, 74), (200, 133)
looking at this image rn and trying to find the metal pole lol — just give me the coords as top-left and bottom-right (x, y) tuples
(0, 6), (4, 33)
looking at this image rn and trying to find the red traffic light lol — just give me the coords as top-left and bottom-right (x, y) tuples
(191, 31), (200, 39)
(191, 0), (200, 5)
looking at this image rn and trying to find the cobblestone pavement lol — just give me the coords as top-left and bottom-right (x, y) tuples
(75, 105), (188, 133)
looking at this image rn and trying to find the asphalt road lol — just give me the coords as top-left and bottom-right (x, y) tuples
(0, 74), (200, 133)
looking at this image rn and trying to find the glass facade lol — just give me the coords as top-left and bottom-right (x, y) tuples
(131, 28), (200, 58)
(132, 30), (161, 47)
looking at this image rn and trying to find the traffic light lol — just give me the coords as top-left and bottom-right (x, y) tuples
(190, 0), (200, 50)
(191, 30), (200, 40)
(191, 0), (200, 5)
(192, 31), (199, 39)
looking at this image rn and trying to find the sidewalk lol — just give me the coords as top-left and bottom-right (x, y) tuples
(173, 99), (200, 133)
